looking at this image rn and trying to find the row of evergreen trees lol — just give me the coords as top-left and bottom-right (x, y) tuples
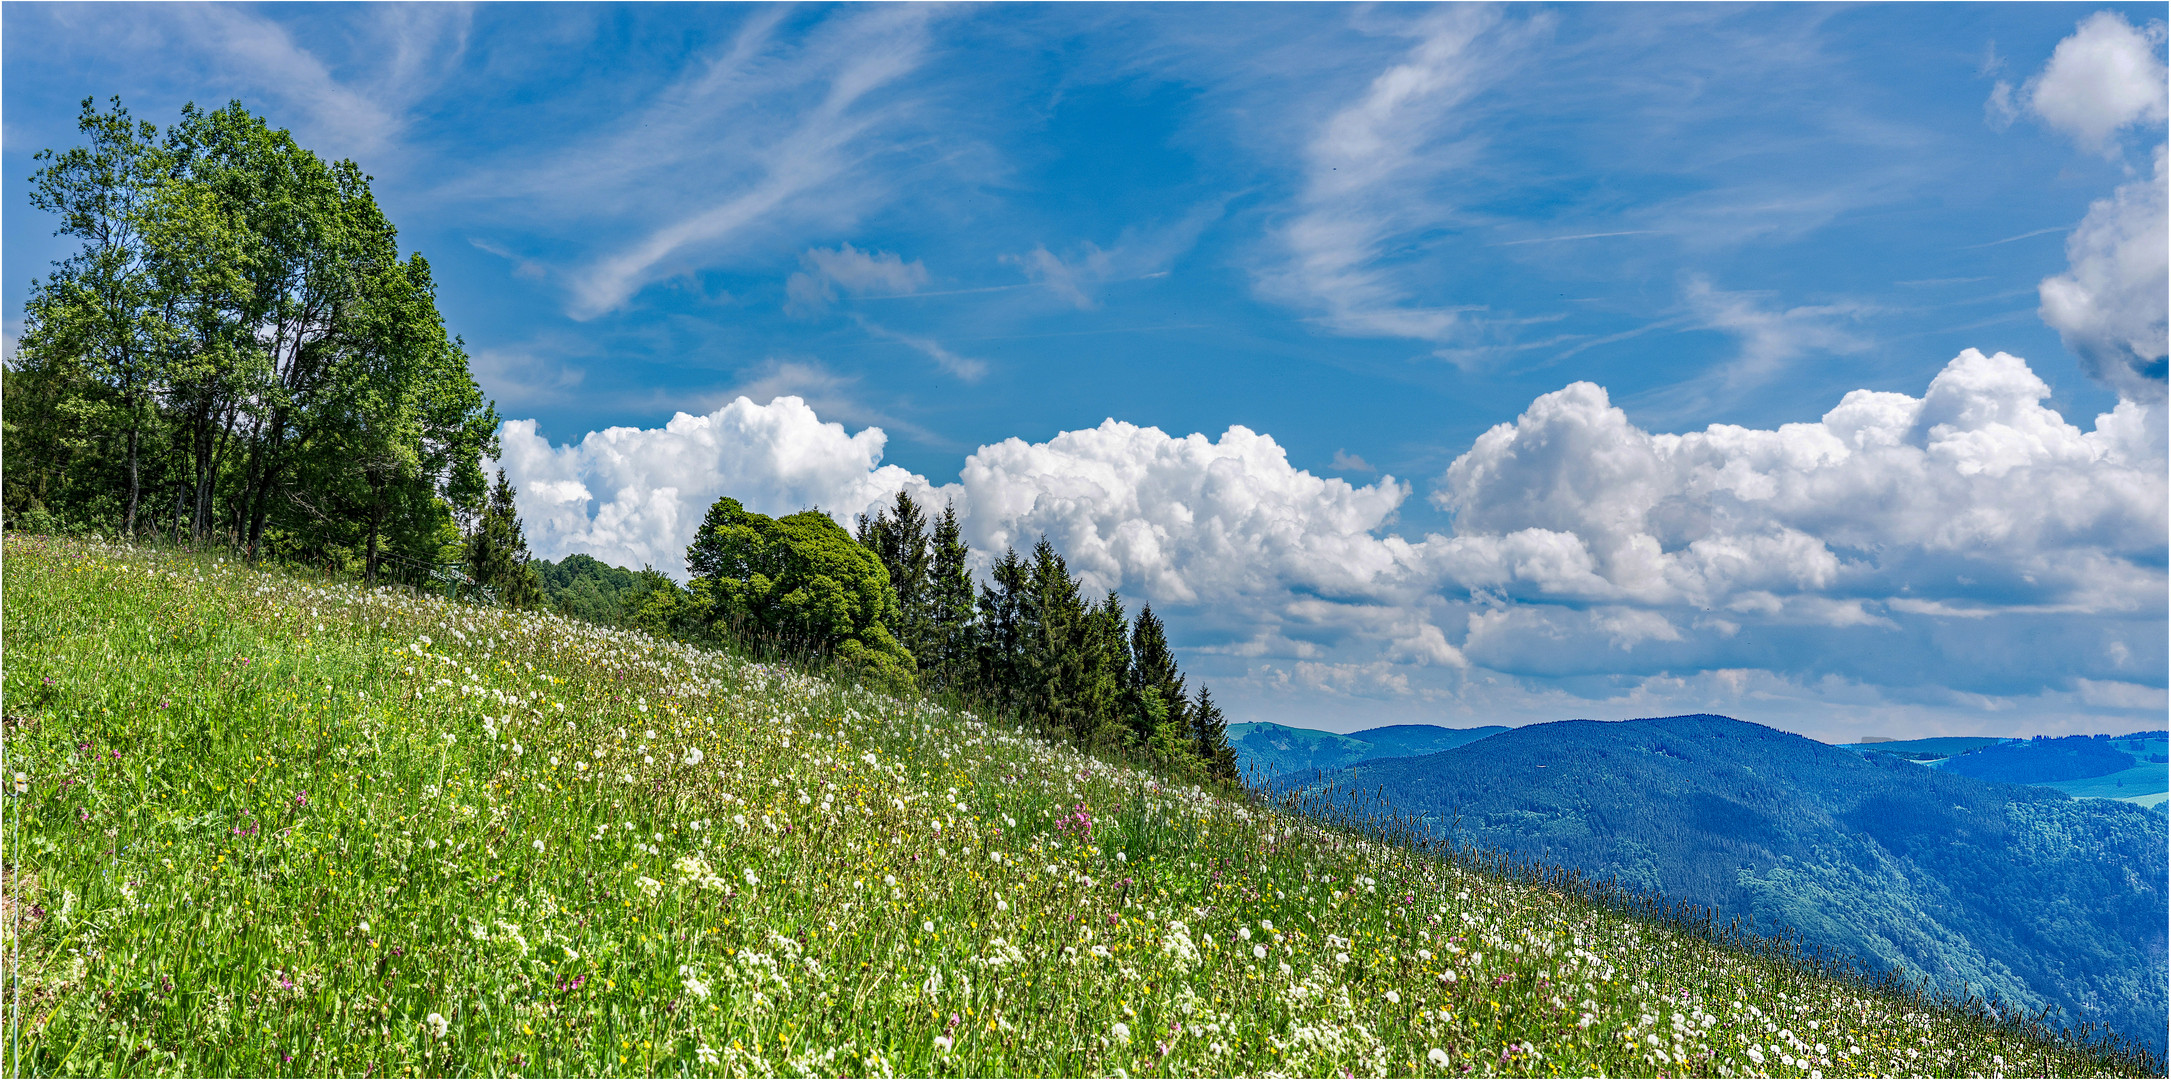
(853, 492), (1239, 785)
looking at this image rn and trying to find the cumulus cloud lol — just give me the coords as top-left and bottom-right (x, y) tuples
(1428, 348), (2166, 616)
(2039, 145), (2168, 401)
(2000, 11), (2168, 154)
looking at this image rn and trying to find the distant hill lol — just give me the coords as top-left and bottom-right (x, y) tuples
(1930, 733), (2171, 807)
(1838, 736), (2012, 761)
(1307, 714), (2169, 1054)
(1228, 721), (1507, 782)
(533, 553), (648, 625)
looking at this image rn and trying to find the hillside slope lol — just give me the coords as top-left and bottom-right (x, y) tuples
(1314, 715), (2170, 1056)
(2, 539), (2151, 1077)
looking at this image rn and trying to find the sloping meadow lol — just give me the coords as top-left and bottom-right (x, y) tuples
(2, 536), (2145, 1077)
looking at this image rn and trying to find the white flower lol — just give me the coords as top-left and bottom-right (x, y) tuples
(1748, 1047), (1766, 1065)
(638, 876), (661, 899)
(1259, 919), (1273, 931)
(680, 966), (711, 999)
(697, 1045), (719, 1066)
(1239, 926), (1252, 940)
(1253, 945), (1268, 960)
(743, 868), (760, 888)
(1386, 990), (1401, 1004)
(1335, 952), (1351, 964)
(533, 839), (546, 852)
(563, 946), (579, 961)
(934, 1035), (954, 1053)
(922, 919), (936, 934)
(1115, 851), (1126, 862)
(425, 1012), (449, 1039)
(996, 899), (1009, 913)
(357, 921), (370, 934)
(1110, 1021), (1131, 1045)
(1428, 1048), (1451, 1069)
(683, 747), (704, 766)
(733, 813), (747, 827)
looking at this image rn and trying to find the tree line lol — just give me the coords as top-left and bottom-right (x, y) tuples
(3, 98), (496, 581)
(492, 489), (1241, 786)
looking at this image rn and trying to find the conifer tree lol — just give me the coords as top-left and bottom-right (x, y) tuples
(1130, 604), (1189, 746)
(976, 546), (1030, 716)
(466, 468), (542, 609)
(925, 502), (977, 693)
(1190, 685), (1238, 782)
(857, 491), (933, 662)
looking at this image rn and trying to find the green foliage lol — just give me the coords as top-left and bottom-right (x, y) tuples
(6, 96), (495, 576)
(533, 554), (647, 625)
(464, 470), (542, 609)
(1309, 714), (2171, 1056)
(686, 496), (913, 690)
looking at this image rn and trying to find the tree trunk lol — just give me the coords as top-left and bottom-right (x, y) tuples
(123, 420), (140, 537)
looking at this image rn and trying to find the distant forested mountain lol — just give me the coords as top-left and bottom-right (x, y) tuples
(1228, 721), (1506, 782)
(1308, 715), (2169, 1054)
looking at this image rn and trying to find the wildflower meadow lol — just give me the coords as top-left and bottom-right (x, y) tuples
(2, 536), (2152, 1078)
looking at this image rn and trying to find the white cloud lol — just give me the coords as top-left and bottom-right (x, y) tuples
(2016, 11), (2168, 154)
(1002, 203), (1221, 311)
(785, 244), (931, 316)
(1257, 7), (1519, 342)
(849, 316), (986, 381)
(1428, 348), (2167, 614)
(2039, 144), (2169, 402)
(506, 7), (940, 319)
(497, 396), (937, 575)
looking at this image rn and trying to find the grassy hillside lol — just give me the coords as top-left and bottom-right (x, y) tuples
(1310, 716), (2170, 1059)
(2, 537), (2153, 1077)
(1229, 722), (1507, 784)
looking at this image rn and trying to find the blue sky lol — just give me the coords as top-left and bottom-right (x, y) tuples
(7, 3), (2166, 741)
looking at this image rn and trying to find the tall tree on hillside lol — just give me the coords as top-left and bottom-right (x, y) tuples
(1083, 591), (1135, 747)
(1130, 604), (1189, 746)
(1023, 539), (1095, 740)
(857, 490), (933, 662)
(1190, 685), (1238, 782)
(924, 502), (977, 693)
(976, 546), (1030, 716)
(466, 469), (542, 608)
(22, 98), (168, 536)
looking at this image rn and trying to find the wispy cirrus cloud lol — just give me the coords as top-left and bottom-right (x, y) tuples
(13, 3), (470, 163)
(447, 6), (943, 320)
(1255, 6), (1531, 344)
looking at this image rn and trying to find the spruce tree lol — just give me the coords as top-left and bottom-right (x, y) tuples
(1129, 604), (1188, 746)
(925, 502), (977, 693)
(1190, 685), (1239, 782)
(976, 547), (1030, 716)
(466, 469), (542, 609)
(858, 491), (932, 662)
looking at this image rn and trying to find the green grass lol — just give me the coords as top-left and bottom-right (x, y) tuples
(2, 536), (2154, 1077)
